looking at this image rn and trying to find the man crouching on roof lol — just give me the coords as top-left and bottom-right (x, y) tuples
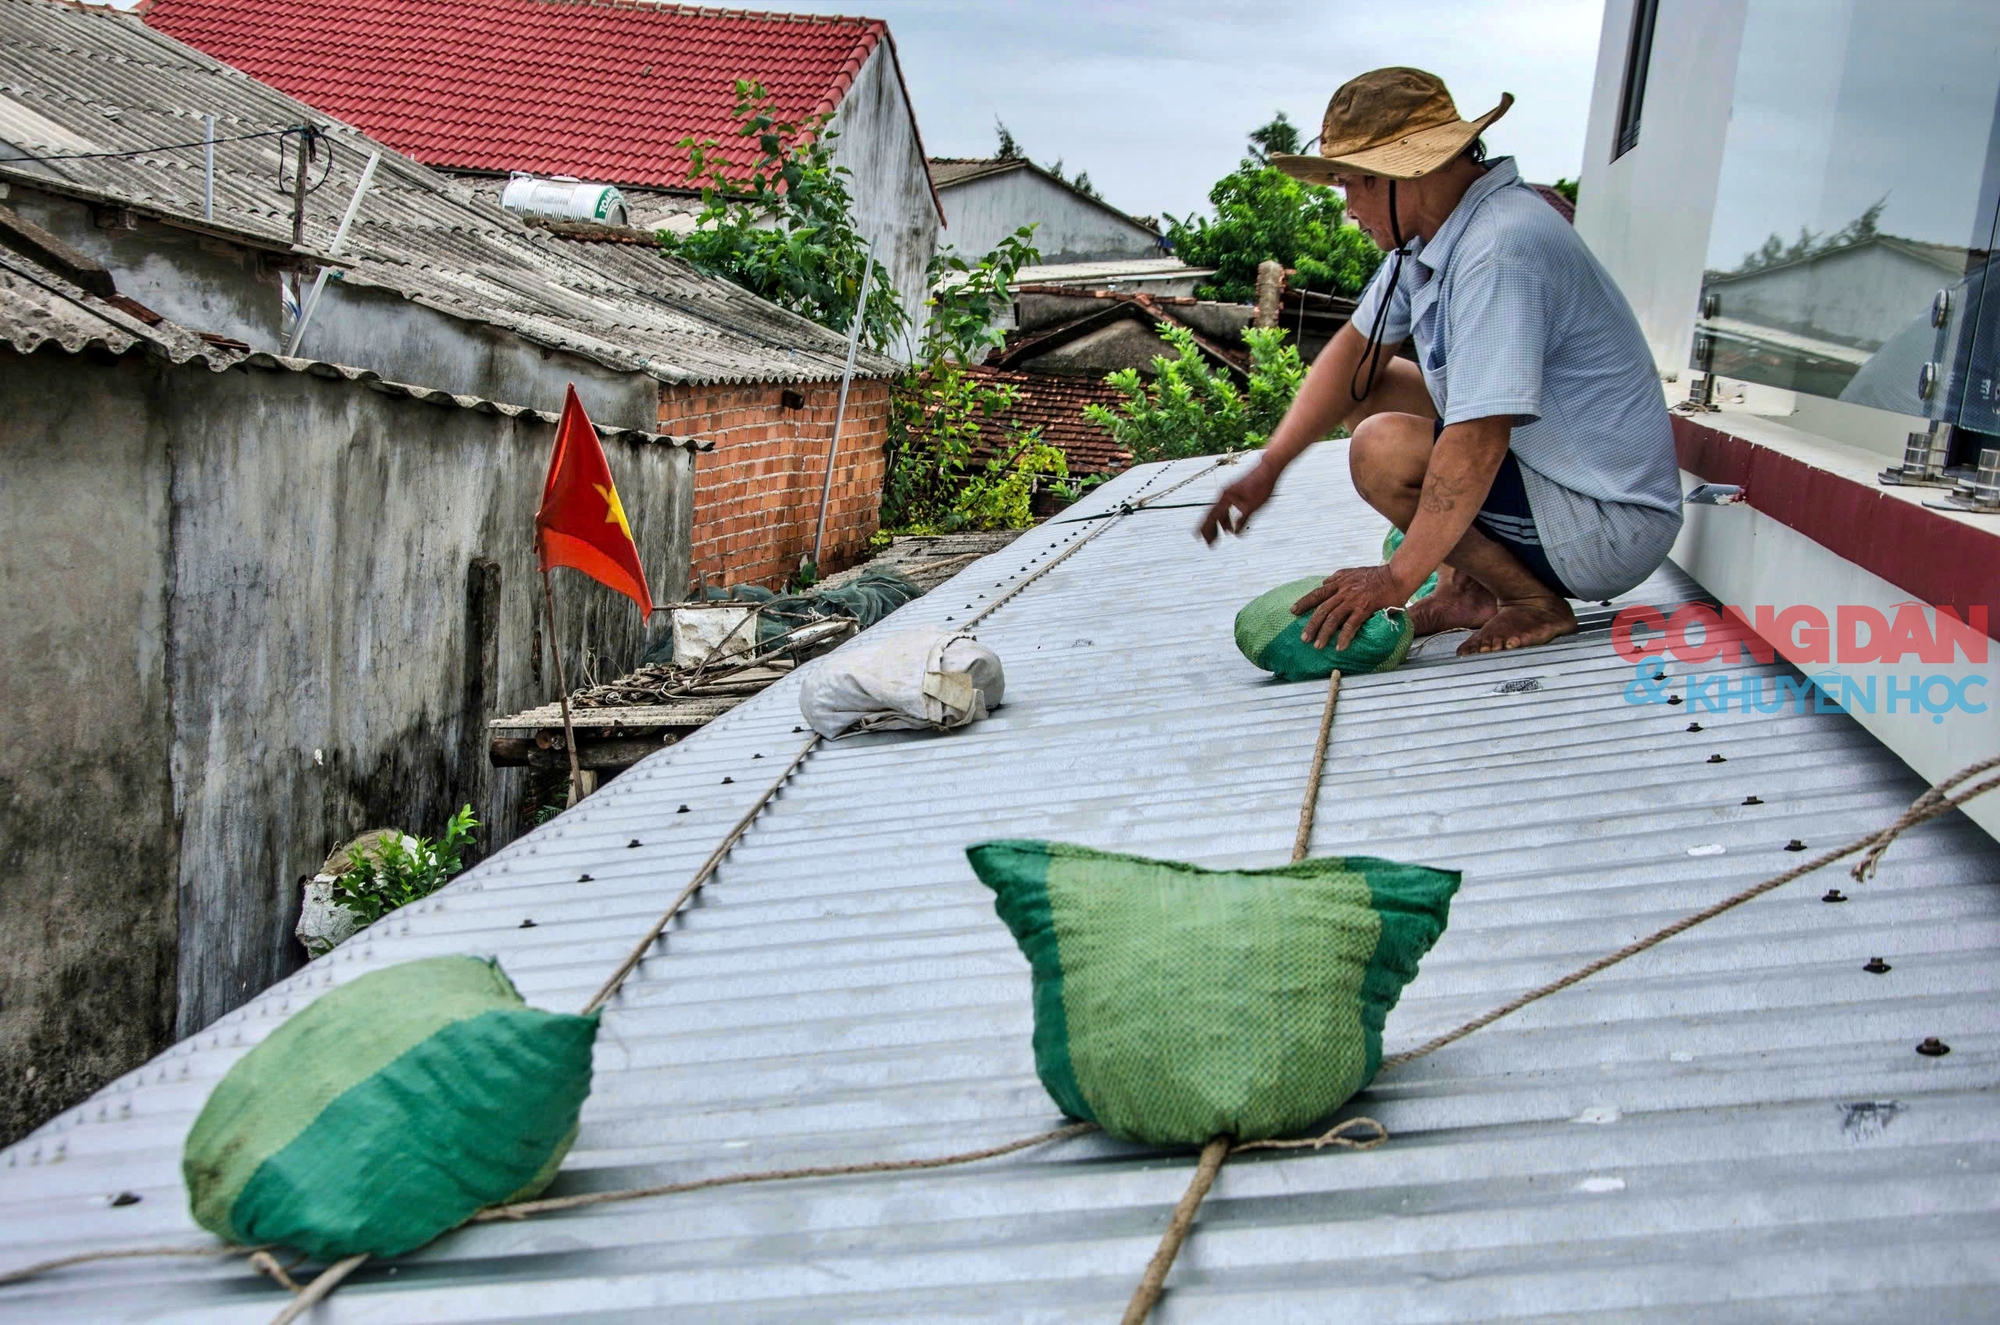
(1198, 68), (1683, 656)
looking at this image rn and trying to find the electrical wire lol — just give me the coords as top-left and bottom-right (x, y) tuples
(0, 125), (300, 166)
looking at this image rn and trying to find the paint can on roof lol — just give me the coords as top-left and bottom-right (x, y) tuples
(501, 173), (628, 225)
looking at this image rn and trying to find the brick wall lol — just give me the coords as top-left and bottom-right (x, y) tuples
(660, 377), (891, 590)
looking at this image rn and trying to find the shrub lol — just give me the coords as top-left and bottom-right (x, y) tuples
(331, 806), (478, 925)
(1083, 324), (1306, 464)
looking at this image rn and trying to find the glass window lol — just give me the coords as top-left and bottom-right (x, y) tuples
(1613, 0), (1661, 160)
(1694, 0), (2000, 428)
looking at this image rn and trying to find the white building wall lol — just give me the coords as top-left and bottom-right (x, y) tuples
(1575, 0), (1749, 377)
(826, 40), (942, 358)
(938, 170), (1162, 266)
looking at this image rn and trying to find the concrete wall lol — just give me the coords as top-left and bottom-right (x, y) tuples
(5, 185), (662, 432)
(826, 40), (943, 358)
(1575, 0), (1748, 377)
(0, 345), (694, 1139)
(666, 378), (890, 588)
(0, 348), (178, 1148)
(939, 170), (1163, 268)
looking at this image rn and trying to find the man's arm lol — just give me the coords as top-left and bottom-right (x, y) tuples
(1294, 414), (1514, 649)
(1197, 321), (1389, 543)
(1384, 415), (1512, 597)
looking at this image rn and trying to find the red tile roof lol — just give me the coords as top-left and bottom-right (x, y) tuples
(959, 366), (1132, 477)
(141, 0), (904, 194)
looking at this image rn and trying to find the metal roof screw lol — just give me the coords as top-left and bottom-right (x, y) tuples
(793, 726), (804, 733)
(578, 874), (592, 882)
(519, 919), (537, 928)
(628, 839), (641, 848)
(1687, 722), (1703, 732)
(1785, 839), (1807, 852)
(1863, 957), (1891, 974)
(1667, 694), (1683, 705)
(721, 776), (734, 784)
(1707, 753), (1727, 763)
(1742, 796), (1763, 805)
(110, 1192), (141, 1207)
(1822, 888), (1846, 903)
(1916, 1037), (1951, 1057)
(677, 805), (690, 813)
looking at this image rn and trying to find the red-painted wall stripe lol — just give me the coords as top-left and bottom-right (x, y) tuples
(1673, 415), (1999, 640)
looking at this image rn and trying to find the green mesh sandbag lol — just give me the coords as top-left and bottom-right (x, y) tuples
(1235, 577), (1414, 681)
(183, 956), (597, 1260)
(1381, 527), (1440, 603)
(968, 841), (1459, 1145)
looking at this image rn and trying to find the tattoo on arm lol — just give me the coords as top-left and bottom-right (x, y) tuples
(1420, 471), (1472, 514)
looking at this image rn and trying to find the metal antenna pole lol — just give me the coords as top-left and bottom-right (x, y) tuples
(289, 126), (312, 248)
(285, 151), (380, 356)
(810, 236), (876, 573)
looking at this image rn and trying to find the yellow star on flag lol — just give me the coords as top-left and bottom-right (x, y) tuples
(593, 482), (634, 542)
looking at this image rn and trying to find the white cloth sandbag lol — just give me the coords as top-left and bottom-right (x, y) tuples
(799, 627), (1005, 738)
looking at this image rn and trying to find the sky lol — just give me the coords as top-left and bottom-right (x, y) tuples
(778, 0), (1607, 224)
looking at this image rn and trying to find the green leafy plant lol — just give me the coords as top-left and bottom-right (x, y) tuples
(660, 80), (905, 352)
(331, 805), (478, 925)
(1084, 324), (1306, 464)
(1550, 177), (1579, 206)
(883, 360), (1023, 532)
(951, 433), (1071, 531)
(1165, 115), (1382, 303)
(882, 225), (1054, 533)
(922, 225), (1039, 365)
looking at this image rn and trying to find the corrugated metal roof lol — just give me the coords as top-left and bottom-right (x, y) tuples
(0, 242), (693, 445)
(0, 0), (898, 387)
(3, 445), (1997, 1320)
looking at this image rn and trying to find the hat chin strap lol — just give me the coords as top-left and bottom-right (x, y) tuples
(1350, 180), (1407, 403)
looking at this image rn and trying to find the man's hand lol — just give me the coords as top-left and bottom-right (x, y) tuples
(1197, 463), (1278, 544)
(1291, 565), (1407, 649)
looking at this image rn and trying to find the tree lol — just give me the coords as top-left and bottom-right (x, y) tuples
(1732, 196), (1891, 274)
(994, 118), (1023, 161)
(1165, 120), (1382, 302)
(1550, 177), (1579, 206)
(659, 80), (904, 352)
(1246, 111), (1301, 164)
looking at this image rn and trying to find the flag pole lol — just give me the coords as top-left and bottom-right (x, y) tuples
(541, 568), (585, 807)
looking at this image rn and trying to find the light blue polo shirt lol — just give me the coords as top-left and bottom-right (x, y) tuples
(1349, 158), (1683, 599)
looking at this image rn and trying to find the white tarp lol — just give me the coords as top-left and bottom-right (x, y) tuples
(799, 628), (1005, 738)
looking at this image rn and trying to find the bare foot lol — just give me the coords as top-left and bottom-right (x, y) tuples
(1408, 567), (1497, 636)
(1460, 596), (1578, 655)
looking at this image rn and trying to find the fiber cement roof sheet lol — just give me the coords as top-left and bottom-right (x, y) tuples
(3, 446), (1997, 1320)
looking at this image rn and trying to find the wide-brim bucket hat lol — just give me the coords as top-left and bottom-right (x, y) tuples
(1273, 67), (1512, 183)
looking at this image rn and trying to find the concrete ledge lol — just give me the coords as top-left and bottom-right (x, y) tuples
(1673, 410), (2000, 634)
(1668, 411), (1999, 842)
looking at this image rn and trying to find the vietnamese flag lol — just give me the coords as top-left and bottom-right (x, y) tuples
(536, 385), (653, 620)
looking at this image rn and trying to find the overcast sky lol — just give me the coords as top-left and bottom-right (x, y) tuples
(781, 0), (1606, 225)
